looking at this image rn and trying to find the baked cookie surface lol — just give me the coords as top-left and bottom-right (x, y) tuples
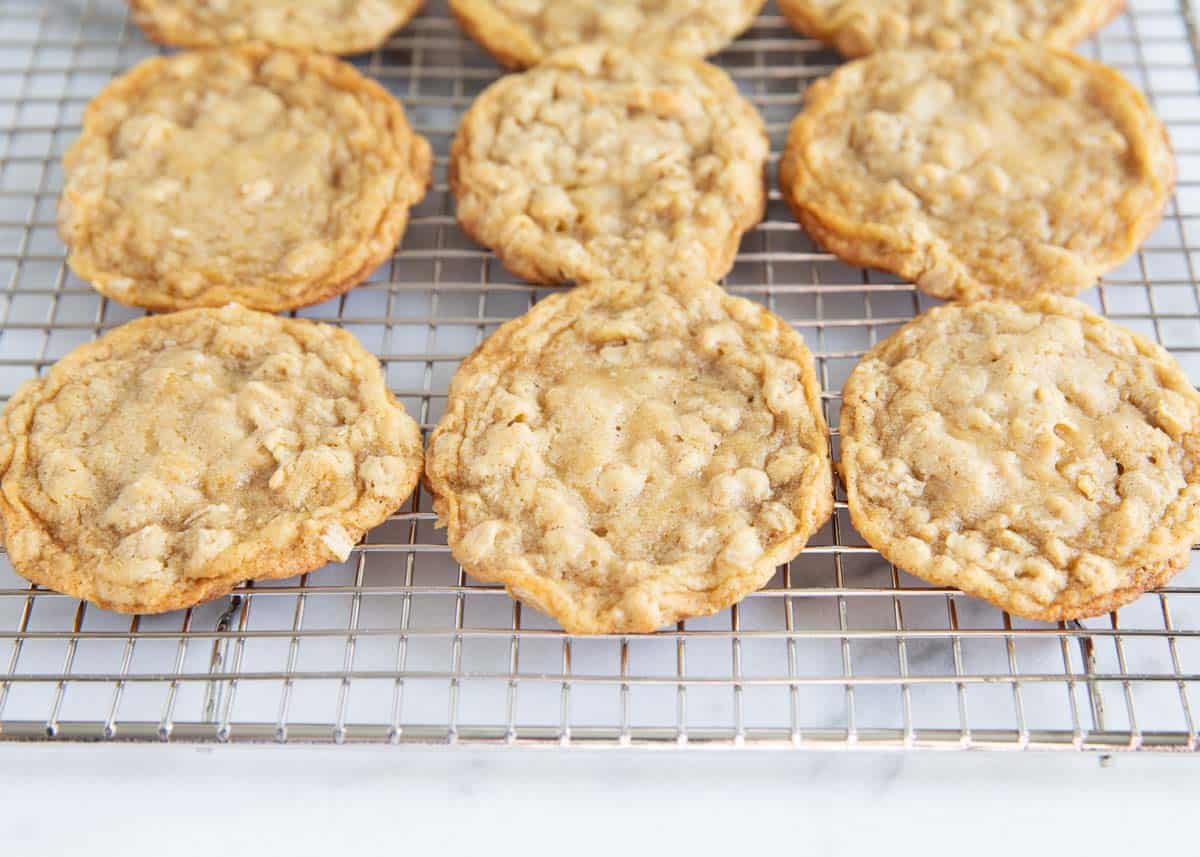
(0, 305), (423, 614)
(426, 279), (833, 634)
(450, 0), (766, 68)
(840, 296), (1200, 621)
(129, 0), (423, 54)
(450, 46), (768, 287)
(59, 45), (432, 312)
(779, 45), (1173, 302)
(778, 0), (1124, 57)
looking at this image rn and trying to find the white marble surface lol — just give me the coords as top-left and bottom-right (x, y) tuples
(4, 745), (1197, 854)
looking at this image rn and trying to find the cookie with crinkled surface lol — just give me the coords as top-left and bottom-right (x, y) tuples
(779, 45), (1173, 302)
(840, 296), (1200, 621)
(778, 0), (1124, 57)
(128, 0), (424, 54)
(0, 305), (423, 614)
(450, 0), (766, 69)
(450, 46), (768, 287)
(59, 44), (431, 312)
(426, 278), (833, 634)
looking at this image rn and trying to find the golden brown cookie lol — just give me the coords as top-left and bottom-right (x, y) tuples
(128, 0), (424, 54)
(59, 45), (432, 313)
(840, 296), (1200, 621)
(449, 0), (766, 69)
(450, 46), (768, 287)
(779, 45), (1173, 302)
(778, 0), (1125, 57)
(0, 304), (424, 614)
(426, 278), (834, 634)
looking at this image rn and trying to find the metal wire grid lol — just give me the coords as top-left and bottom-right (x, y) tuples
(0, 0), (1197, 751)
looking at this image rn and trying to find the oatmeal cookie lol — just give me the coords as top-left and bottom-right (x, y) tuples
(840, 296), (1200, 621)
(59, 45), (432, 313)
(779, 45), (1173, 302)
(450, 46), (768, 287)
(0, 304), (423, 614)
(449, 0), (767, 69)
(778, 0), (1124, 57)
(128, 0), (424, 54)
(426, 278), (834, 634)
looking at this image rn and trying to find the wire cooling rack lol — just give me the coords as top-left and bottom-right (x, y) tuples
(0, 0), (1197, 752)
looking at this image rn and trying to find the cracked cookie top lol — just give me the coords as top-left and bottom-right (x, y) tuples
(59, 45), (431, 312)
(426, 278), (833, 633)
(0, 305), (424, 614)
(450, 0), (766, 68)
(450, 46), (767, 287)
(841, 296), (1200, 621)
(780, 45), (1173, 301)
